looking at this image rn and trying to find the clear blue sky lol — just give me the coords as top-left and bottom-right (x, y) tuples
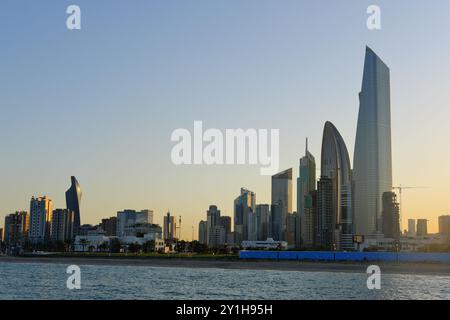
(1, 0), (449, 237)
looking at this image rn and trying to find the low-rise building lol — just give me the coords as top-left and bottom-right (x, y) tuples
(74, 235), (110, 252)
(241, 238), (288, 250)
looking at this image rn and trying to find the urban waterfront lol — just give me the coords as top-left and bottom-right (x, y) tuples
(0, 262), (449, 300)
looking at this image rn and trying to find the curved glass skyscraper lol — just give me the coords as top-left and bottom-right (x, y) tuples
(318, 122), (353, 250)
(353, 47), (393, 236)
(65, 176), (82, 236)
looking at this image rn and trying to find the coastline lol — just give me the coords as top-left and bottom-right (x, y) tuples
(1, 255), (450, 276)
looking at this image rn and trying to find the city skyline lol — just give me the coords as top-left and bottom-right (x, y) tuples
(1, 1), (450, 238)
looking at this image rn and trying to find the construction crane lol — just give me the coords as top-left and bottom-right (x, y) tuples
(392, 185), (429, 230)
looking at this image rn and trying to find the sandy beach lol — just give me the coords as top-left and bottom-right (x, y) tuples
(1, 255), (450, 276)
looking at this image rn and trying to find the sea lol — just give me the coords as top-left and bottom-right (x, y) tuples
(0, 262), (449, 300)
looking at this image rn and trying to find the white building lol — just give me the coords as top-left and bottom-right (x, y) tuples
(241, 238), (288, 250)
(358, 233), (447, 252)
(74, 235), (110, 252)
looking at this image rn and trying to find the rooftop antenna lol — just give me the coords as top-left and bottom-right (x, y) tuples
(306, 137), (308, 153)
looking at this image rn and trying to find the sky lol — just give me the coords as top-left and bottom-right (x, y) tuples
(1, 0), (449, 238)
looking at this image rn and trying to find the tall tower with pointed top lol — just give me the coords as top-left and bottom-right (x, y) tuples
(296, 138), (316, 247)
(353, 46), (393, 236)
(65, 176), (82, 237)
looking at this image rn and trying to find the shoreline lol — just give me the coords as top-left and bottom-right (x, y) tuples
(1, 255), (450, 276)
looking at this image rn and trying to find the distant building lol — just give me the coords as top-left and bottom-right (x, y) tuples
(74, 235), (109, 252)
(247, 212), (258, 241)
(208, 225), (226, 248)
(408, 219), (416, 236)
(438, 215), (450, 237)
(163, 211), (176, 241)
(65, 176), (82, 236)
(117, 210), (151, 237)
(316, 177), (333, 249)
(416, 219), (428, 236)
(206, 205), (220, 244)
(270, 201), (284, 241)
(219, 216), (231, 234)
(234, 188), (255, 243)
(271, 169), (292, 241)
(50, 209), (74, 242)
(297, 138), (317, 248)
(79, 224), (97, 236)
(123, 223), (162, 239)
(29, 196), (53, 244)
(241, 238), (288, 250)
(3, 211), (28, 245)
(198, 220), (207, 244)
(255, 204), (270, 241)
(301, 191), (317, 249)
(286, 213), (296, 245)
(381, 192), (400, 239)
(319, 121), (353, 251)
(101, 217), (117, 237)
(353, 47), (393, 236)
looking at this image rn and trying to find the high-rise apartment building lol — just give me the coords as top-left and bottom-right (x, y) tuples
(29, 196), (53, 244)
(50, 209), (74, 242)
(3, 211), (28, 245)
(381, 192), (400, 239)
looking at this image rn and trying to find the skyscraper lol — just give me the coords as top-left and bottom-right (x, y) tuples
(270, 202), (283, 241)
(255, 204), (271, 241)
(381, 192), (400, 239)
(163, 211), (177, 241)
(318, 121), (353, 250)
(29, 196), (53, 244)
(297, 138), (316, 248)
(271, 168), (292, 241)
(353, 47), (393, 236)
(65, 176), (82, 236)
(198, 220), (207, 244)
(272, 169), (293, 213)
(234, 188), (256, 243)
(302, 191), (317, 249)
(316, 177), (333, 249)
(206, 205), (221, 245)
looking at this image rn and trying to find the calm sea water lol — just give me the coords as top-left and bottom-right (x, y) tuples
(0, 262), (449, 300)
